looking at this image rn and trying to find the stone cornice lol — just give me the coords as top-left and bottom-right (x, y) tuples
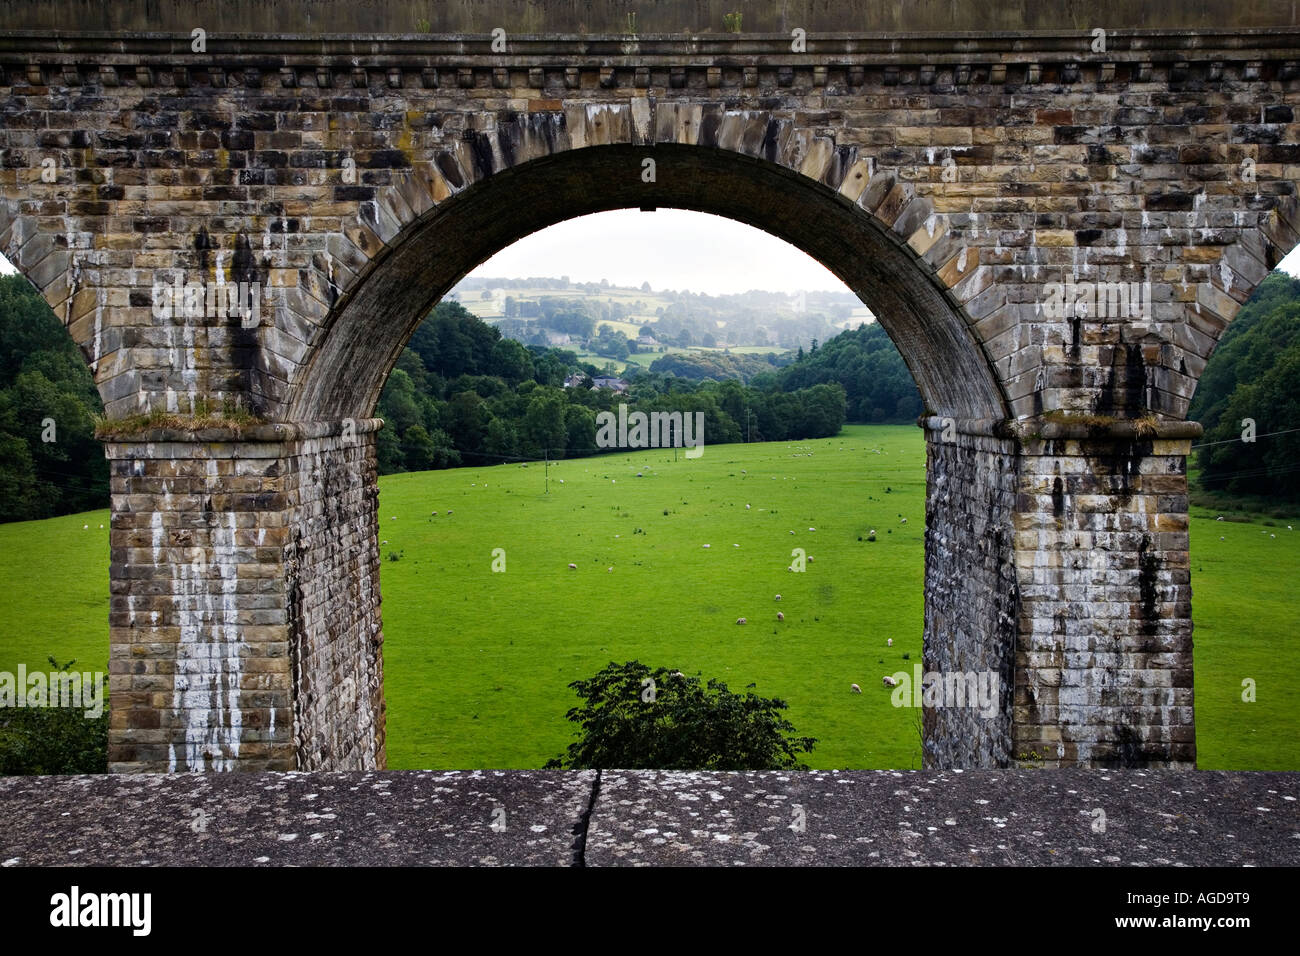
(2, 28), (1299, 65)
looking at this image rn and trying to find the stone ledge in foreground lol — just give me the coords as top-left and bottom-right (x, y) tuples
(0, 770), (593, 866)
(585, 769), (1300, 866)
(0, 769), (1296, 867)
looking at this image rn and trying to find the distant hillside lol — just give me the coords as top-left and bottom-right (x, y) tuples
(449, 275), (870, 359)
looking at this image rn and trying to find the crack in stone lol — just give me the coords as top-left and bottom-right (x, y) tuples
(571, 769), (603, 867)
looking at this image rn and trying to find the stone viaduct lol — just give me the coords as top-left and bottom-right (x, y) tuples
(1, 0), (1297, 772)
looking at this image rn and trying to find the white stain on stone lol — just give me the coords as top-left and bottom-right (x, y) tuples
(167, 506), (245, 772)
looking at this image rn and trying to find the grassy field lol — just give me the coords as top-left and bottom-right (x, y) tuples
(1, 424), (1296, 769)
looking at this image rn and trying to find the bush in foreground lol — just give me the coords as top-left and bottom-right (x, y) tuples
(545, 660), (816, 770)
(0, 658), (107, 775)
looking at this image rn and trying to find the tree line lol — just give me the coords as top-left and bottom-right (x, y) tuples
(1189, 270), (1300, 503)
(0, 275), (108, 522)
(375, 300), (849, 472)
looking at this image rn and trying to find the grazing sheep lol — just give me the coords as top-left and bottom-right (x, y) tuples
(736, 617), (747, 625)
(446, 510), (453, 515)
(850, 683), (862, 694)
(777, 611), (785, 621)
(672, 670), (685, 677)
(882, 675), (899, 688)
(702, 543), (711, 549)
(568, 563), (577, 570)
(900, 517), (908, 524)
(774, 594), (782, 601)
(887, 638), (893, 647)
(807, 555), (814, 563)
(746, 504), (751, 509)
(1216, 515), (1224, 521)
(82, 524), (88, 530)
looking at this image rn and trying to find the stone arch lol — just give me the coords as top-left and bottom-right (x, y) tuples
(286, 113), (1006, 426)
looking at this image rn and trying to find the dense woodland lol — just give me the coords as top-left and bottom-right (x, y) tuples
(373, 299), (857, 472)
(1189, 271), (1300, 503)
(0, 275), (108, 522)
(1, 266), (1298, 521)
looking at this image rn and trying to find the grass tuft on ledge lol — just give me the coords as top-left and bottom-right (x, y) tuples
(94, 399), (263, 440)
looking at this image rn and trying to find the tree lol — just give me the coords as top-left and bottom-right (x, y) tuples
(544, 660), (816, 770)
(399, 424), (438, 471)
(489, 337), (534, 384)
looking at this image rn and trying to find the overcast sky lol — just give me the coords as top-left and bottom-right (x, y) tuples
(4, 209), (1300, 293)
(466, 209), (844, 294)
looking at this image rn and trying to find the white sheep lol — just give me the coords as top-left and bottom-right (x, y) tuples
(736, 617), (747, 625)
(774, 594), (782, 601)
(776, 611), (785, 622)
(900, 517), (907, 524)
(882, 675), (899, 688)
(850, 683), (862, 693)
(887, 638), (893, 647)
(568, 563), (577, 570)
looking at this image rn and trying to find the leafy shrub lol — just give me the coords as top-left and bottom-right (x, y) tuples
(545, 660), (816, 770)
(0, 658), (108, 775)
